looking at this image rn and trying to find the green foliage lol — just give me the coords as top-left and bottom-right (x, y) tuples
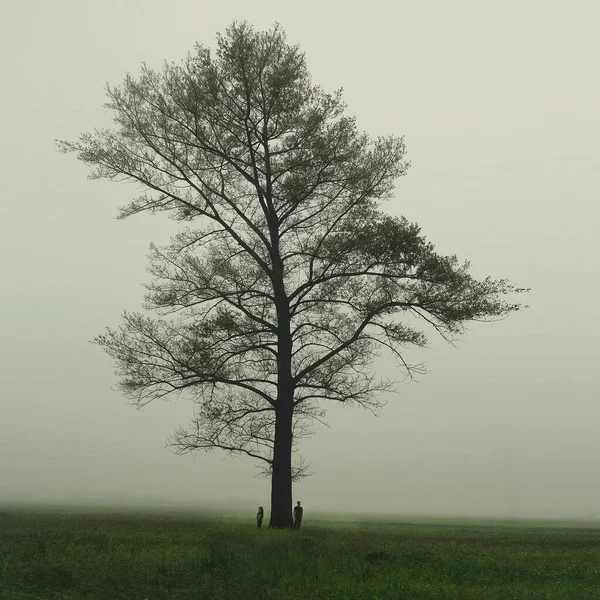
(2, 511), (599, 600)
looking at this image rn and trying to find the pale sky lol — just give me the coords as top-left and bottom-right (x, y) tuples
(1, 0), (598, 520)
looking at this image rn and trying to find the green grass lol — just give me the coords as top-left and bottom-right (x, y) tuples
(1, 510), (600, 599)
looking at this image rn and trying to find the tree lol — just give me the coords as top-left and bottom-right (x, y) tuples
(58, 22), (526, 528)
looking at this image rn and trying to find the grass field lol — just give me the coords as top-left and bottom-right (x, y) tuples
(1, 510), (600, 599)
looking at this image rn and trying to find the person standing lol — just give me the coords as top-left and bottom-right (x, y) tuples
(293, 501), (303, 529)
(256, 506), (264, 528)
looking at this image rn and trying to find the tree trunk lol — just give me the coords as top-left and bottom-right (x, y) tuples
(269, 270), (294, 527)
(269, 395), (294, 527)
(268, 223), (294, 528)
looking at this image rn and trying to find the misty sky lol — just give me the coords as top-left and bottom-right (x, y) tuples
(1, 0), (598, 520)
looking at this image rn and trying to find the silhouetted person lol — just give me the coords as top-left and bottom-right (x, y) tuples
(293, 501), (303, 529)
(256, 506), (264, 528)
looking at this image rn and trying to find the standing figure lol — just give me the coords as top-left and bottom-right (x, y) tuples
(293, 501), (304, 529)
(256, 506), (264, 528)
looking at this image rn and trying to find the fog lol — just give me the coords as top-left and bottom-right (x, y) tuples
(1, 0), (598, 520)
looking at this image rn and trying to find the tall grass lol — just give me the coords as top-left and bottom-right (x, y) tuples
(1, 511), (599, 599)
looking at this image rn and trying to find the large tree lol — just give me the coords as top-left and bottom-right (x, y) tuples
(59, 22), (525, 528)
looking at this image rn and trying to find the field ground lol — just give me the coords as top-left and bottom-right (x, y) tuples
(1, 508), (600, 599)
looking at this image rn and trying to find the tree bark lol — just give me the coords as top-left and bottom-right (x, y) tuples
(269, 394), (294, 527)
(268, 248), (295, 528)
